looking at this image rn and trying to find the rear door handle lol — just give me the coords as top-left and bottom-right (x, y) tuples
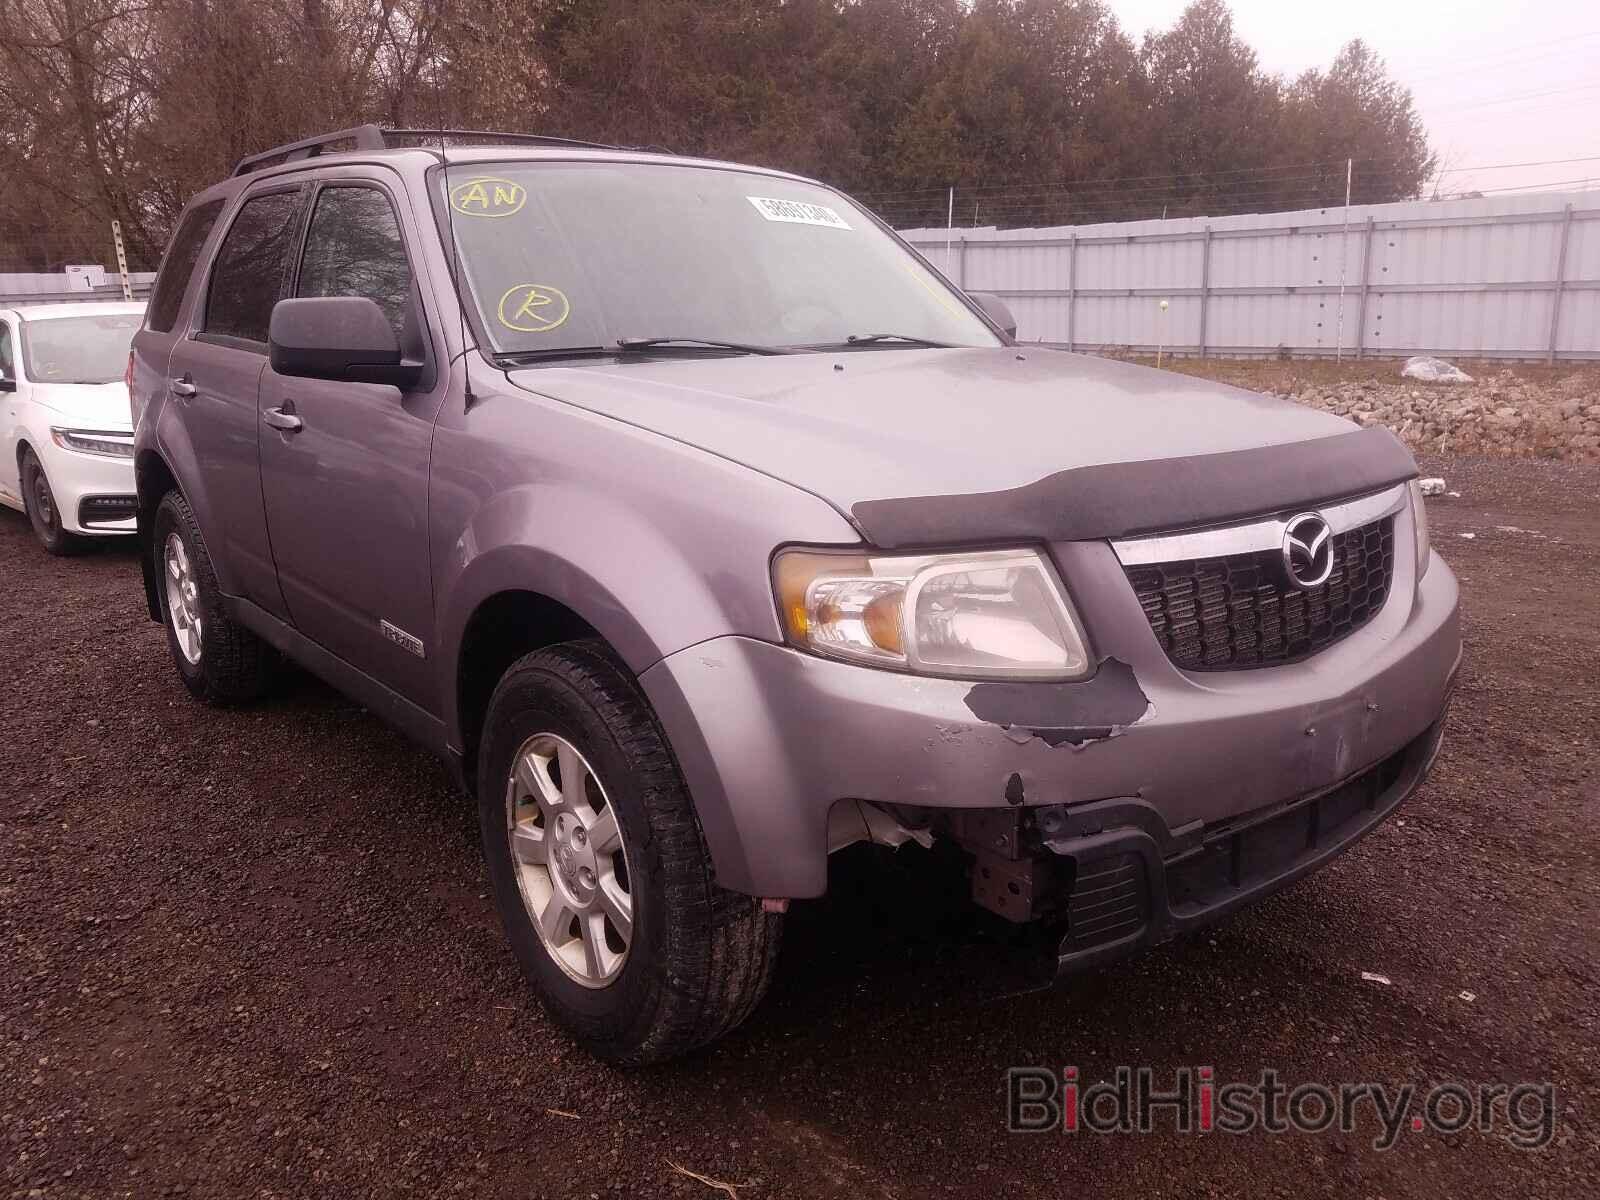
(169, 376), (197, 398)
(262, 405), (303, 433)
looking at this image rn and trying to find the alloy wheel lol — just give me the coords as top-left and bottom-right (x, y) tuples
(505, 732), (634, 988)
(163, 532), (203, 664)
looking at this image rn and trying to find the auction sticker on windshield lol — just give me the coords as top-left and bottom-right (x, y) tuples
(746, 196), (852, 230)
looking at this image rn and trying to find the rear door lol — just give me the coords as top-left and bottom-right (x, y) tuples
(256, 170), (443, 709)
(165, 184), (308, 617)
(131, 194), (226, 431)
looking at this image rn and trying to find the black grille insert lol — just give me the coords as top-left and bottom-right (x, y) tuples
(1125, 516), (1395, 670)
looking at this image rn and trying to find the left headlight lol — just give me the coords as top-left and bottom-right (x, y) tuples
(1407, 479), (1431, 579)
(774, 547), (1092, 679)
(51, 428), (135, 459)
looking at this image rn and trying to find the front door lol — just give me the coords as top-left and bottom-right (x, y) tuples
(257, 175), (443, 710)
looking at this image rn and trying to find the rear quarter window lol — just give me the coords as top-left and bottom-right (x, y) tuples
(147, 199), (225, 333)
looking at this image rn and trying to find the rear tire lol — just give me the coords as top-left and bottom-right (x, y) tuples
(152, 489), (277, 704)
(478, 639), (781, 1064)
(20, 447), (85, 556)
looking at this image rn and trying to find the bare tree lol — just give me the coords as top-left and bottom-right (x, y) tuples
(0, 0), (1440, 270)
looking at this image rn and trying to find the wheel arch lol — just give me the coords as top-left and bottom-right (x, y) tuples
(135, 448), (180, 620)
(452, 586), (613, 791)
(435, 487), (757, 777)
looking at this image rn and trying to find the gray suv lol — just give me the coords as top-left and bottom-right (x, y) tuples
(130, 126), (1461, 1063)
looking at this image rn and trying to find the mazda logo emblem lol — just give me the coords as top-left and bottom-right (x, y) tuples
(1282, 513), (1334, 589)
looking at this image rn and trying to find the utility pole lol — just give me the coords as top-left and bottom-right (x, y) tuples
(945, 186), (955, 272)
(111, 220), (133, 302)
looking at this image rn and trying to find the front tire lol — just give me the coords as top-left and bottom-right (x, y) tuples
(152, 489), (276, 704)
(20, 447), (84, 556)
(478, 640), (781, 1064)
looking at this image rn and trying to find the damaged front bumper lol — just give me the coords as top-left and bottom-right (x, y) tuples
(1040, 709), (1447, 974)
(639, 546), (1460, 902)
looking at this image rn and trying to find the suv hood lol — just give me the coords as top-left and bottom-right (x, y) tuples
(29, 381), (133, 430)
(510, 348), (1357, 513)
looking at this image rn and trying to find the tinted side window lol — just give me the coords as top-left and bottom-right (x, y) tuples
(204, 191), (304, 345)
(0, 323), (13, 377)
(296, 186), (414, 341)
(147, 198), (225, 333)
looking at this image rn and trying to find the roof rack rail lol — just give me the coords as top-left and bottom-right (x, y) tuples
(232, 126), (625, 176)
(380, 128), (622, 152)
(232, 124), (386, 177)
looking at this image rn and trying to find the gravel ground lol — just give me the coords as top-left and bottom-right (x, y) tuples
(2, 455), (1597, 1199)
(1142, 358), (1600, 460)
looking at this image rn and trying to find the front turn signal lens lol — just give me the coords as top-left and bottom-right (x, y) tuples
(1408, 479), (1432, 580)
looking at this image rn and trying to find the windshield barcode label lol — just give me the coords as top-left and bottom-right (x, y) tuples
(747, 196), (852, 230)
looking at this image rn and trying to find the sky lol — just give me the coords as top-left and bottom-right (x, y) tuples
(1107, 0), (1600, 195)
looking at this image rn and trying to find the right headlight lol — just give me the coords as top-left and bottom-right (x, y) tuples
(1407, 480), (1431, 579)
(773, 547), (1092, 679)
(50, 427), (135, 459)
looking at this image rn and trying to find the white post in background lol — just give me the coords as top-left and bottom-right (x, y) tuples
(945, 186), (955, 273)
(111, 220), (133, 302)
(1335, 158), (1352, 363)
(1157, 298), (1169, 369)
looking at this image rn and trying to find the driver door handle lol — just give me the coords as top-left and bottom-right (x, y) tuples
(169, 376), (197, 398)
(263, 404), (303, 433)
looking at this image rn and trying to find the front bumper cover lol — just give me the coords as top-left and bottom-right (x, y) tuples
(641, 548), (1460, 899)
(34, 436), (136, 535)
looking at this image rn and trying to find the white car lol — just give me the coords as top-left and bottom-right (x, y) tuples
(0, 301), (146, 554)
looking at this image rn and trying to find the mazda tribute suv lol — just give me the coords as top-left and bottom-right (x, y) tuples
(129, 126), (1460, 1063)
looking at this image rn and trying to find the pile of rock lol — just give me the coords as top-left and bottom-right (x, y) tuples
(1268, 369), (1600, 460)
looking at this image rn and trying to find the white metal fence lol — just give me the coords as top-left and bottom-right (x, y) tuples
(902, 191), (1600, 362)
(0, 270), (156, 306)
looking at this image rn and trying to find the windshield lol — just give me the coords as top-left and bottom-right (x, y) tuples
(21, 313), (142, 385)
(439, 162), (1001, 357)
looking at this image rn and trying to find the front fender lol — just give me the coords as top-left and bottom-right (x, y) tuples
(437, 486), (664, 678)
(5, 410), (44, 492)
(434, 472), (854, 750)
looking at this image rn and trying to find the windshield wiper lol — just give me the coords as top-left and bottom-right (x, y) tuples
(616, 337), (791, 356)
(494, 346), (614, 365)
(840, 333), (954, 348)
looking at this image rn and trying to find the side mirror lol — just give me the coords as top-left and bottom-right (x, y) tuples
(269, 296), (422, 388)
(0, 371), (14, 393)
(967, 291), (1017, 339)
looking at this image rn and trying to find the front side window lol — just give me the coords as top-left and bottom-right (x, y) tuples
(148, 198), (225, 333)
(440, 162), (1000, 357)
(204, 190), (304, 345)
(296, 186), (415, 343)
(0, 322), (14, 380)
(20, 313), (144, 385)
